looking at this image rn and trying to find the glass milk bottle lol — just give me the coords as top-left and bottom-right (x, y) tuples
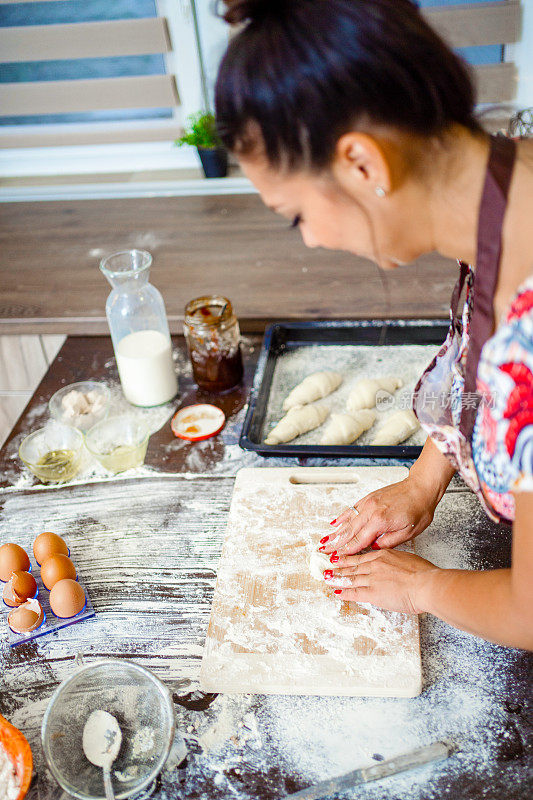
(100, 250), (178, 406)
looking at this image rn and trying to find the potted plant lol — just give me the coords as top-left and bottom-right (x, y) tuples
(175, 112), (228, 178)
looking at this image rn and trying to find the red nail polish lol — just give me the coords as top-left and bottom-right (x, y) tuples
(330, 518), (337, 525)
(323, 570), (333, 579)
(371, 541), (381, 550)
(320, 535), (329, 544)
(330, 555), (339, 563)
(318, 546), (325, 552)
(334, 589), (342, 594)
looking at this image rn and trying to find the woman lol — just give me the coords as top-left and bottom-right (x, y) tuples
(216, 0), (533, 649)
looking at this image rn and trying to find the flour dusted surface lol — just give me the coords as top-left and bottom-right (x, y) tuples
(2, 380), (175, 490)
(263, 343), (437, 445)
(200, 467), (421, 697)
(1, 474), (529, 800)
(161, 490), (528, 800)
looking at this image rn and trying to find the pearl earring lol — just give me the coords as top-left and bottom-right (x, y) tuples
(375, 186), (386, 198)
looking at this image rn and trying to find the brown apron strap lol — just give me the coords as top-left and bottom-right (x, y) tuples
(450, 261), (470, 320)
(460, 135), (517, 438)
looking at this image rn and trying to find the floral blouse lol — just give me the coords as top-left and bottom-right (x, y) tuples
(414, 267), (533, 524)
(474, 273), (533, 519)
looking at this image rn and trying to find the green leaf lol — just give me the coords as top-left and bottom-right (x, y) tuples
(174, 112), (223, 149)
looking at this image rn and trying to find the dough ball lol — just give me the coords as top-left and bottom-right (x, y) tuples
(309, 550), (332, 581)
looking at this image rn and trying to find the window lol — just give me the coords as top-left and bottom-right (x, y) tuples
(0, 0), (530, 179)
(0, 0), (228, 175)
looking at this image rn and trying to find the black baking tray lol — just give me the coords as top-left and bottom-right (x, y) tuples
(239, 319), (449, 458)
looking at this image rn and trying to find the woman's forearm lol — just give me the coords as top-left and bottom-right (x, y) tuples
(416, 567), (533, 649)
(415, 493), (533, 649)
(409, 436), (456, 506)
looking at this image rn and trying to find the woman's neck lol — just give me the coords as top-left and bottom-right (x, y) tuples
(426, 126), (490, 266)
(425, 127), (533, 324)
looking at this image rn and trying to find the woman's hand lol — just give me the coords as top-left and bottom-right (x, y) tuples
(323, 549), (438, 614)
(319, 475), (438, 557)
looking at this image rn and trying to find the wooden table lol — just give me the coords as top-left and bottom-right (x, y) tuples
(0, 336), (531, 800)
(0, 195), (459, 335)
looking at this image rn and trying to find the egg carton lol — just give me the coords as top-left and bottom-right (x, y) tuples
(2, 556), (95, 648)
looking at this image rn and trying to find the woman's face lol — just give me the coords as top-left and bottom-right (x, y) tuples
(239, 150), (430, 271)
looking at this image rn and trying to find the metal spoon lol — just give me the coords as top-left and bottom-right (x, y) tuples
(82, 709), (122, 800)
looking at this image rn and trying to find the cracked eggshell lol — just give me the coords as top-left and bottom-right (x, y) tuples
(0, 543), (30, 581)
(33, 531), (68, 565)
(171, 404), (225, 442)
(49, 579), (86, 618)
(8, 598), (45, 633)
(2, 571), (38, 607)
(40, 554), (76, 590)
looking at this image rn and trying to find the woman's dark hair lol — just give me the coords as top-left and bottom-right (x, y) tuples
(215, 0), (481, 171)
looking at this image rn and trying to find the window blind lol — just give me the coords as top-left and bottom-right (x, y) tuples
(0, 1), (523, 151)
(423, 0), (521, 104)
(0, 0), (196, 148)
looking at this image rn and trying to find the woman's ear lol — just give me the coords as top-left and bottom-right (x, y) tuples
(332, 132), (393, 198)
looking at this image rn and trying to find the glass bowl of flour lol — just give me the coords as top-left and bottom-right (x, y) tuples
(41, 659), (175, 799)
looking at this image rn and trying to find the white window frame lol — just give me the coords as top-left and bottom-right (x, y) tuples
(505, 0), (533, 108)
(0, 0), (229, 178)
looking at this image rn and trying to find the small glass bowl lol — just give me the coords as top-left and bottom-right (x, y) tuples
(19, 423), (84, 483)
(85, 416), (149, 473)
(41, 659), (175, 800)
(49, 382), (110, 432)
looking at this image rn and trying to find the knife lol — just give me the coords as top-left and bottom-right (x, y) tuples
(284, 740), (454, 800)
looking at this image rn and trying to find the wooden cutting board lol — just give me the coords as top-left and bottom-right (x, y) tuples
(200, 467), (422, 697)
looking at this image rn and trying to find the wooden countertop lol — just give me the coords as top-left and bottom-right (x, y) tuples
(0, 336), (531, 800)
(0, 193), (458, 334)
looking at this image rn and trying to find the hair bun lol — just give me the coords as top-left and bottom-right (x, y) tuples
(222, 0), (288, 25)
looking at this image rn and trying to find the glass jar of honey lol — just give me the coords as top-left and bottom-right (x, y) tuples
(184, 296), (243, 392)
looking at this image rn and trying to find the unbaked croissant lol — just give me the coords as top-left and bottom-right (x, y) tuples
(371, 409), (419, 446)
(319, 410), (376, 445)
(283, 371), (342, 411)
(265, 402), (329, 445)
(347, 377), (403, 412)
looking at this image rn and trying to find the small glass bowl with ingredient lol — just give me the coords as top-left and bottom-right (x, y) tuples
(49, 381), (110, 432)
(41, 659), (176, 800)
(19, 423), (84, 483)
(85, 416), (149, 473)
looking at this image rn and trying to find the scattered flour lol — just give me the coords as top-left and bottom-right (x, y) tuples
(1, 341), (528, 800)
(0, 742), (19, 800)
(202, 471), (420, 696)
(3, 380), (175, 489)
(262, 343), (437, 446)
(158, 487), (526, 800)
(130, 727), (155, 758)
(114, 765), (140, 782)
(2, 338), (422, 489)
(172, 623), (526, 800)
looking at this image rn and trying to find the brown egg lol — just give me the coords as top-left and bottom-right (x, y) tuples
(8, 598), (44, 633)
(0, 543), (30, 582)
(2, 570), (38, 607)
(33, 531), (68, 565)
(49, 578), (86, 618)
(40, 554), (76, 590)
